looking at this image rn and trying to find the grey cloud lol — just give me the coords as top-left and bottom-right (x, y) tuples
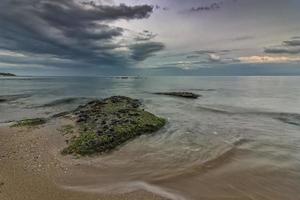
(135, 30), (157, 41)
(232, 35), (255, 41)
(189, 2), (223, 12)
(283, 39), (300, 46)
(0, 0), (159, 69)
(37, 1), (153, 27)
(154, 4), (169, 11)
(160, 49), (237, 70)
(264, 37), (300, 54)
(264, 47), (300, 54)
(185, 50), (217, 58)
(186, 49), (231, 59)
(130, 42), (165, 61)
(195, 49), (231, 54)
(291, 36), (300, 40)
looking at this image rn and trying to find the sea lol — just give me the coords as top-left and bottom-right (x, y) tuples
(1, 76), (300, 200)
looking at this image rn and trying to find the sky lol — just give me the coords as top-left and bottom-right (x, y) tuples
(0, 0), (300, 76)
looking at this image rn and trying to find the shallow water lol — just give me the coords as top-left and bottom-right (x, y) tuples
(1, 76), (300, 199)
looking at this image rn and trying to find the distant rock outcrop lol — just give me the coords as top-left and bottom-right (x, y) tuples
(0, 72), (16, 77)
(153, 92), (201, 99)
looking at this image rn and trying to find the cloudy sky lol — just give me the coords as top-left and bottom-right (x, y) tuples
(1, 0), (300, 75)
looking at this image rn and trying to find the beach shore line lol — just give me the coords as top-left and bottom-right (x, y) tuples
(0, 123), (168, 200)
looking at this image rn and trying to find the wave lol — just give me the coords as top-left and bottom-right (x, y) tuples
(187, 88), (216, 92)
(39, 97), (93, 107)
(0, 94), (31, 103)
(150, 137), (252, 185)
(196, 105), (300, 126)
(62, 181), (186, 200)
(58, 138), (251, 200)
(276, 114), (300, 126)
(196, 105), (232, 114)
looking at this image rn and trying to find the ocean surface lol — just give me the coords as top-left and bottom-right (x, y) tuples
(1, 76), (300, 199)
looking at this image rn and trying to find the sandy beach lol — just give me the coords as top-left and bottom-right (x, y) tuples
(2, 116), (300, 200)
(0, 121), (167, 200)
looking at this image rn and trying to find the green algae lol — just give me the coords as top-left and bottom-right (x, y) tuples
(62, 96), (166, 156)
(11, 118), (46, 128)
(58, 125), (74, 135)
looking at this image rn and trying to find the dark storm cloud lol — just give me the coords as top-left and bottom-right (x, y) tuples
(264, 37), (300, 55)
(129, 42), (165, 61)
(38, 1), (153, 27)
(0, 0), (161, 69)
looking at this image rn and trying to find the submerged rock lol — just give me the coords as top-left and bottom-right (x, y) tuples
(154, 92), (201, 99)
(11, 118), (47, 127)
(62, 96), (166, 156)
(41, 97), (92, 107)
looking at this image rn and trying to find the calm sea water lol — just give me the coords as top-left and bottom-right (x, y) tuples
(1, 76), (300, 199)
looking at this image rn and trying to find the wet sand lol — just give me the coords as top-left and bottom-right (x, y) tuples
(0, 123), (167, 200)
(1, 117), (300, 200)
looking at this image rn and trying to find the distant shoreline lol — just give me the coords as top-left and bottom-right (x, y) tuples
(0, 72), (16, 77)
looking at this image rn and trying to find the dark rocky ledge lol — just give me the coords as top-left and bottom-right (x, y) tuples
(62, 96), (166, 156)
(153, 92), (201, 99)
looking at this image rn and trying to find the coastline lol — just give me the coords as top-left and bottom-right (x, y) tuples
(3, 117), (300, 200)
(0, 122), (167, 200)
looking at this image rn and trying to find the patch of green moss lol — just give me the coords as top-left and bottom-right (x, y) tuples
(58, 125), (74, 135)
(63, 96), (166, 156)
(11, 118), (46, 128)
(114, 111), (166, 139)
(62, 132), (116, 155)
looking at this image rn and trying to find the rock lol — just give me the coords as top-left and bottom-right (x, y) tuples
(62, 96), (166, 156)
(153, 92), (201, 99)
(0, 72), (16, 77)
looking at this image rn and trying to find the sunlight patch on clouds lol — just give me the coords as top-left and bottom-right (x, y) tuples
(238, 55), (300, 63)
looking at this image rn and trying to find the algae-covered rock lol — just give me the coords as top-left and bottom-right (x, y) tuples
(62, 96), (166, 156)
(11, 118), (46, 127)
(154, 92), (200, 99)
